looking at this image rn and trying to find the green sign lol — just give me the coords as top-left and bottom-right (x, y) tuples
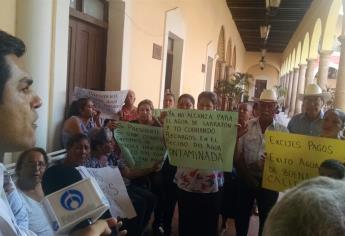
(153, 109), (162, 118)
(114, 122), (166, 168)
(163, 109), (238, 171)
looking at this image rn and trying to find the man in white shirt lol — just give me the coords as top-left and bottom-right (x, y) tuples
(0, 30), (125, 236)
(235, 89), (288, 236)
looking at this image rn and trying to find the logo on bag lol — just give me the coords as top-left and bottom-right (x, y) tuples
(60, 189), (84, 210)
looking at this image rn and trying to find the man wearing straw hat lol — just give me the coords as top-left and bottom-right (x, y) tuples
(288, 83), (330, 136)
(235, 89), (288, 236)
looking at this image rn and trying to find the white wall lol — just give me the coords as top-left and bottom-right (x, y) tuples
(108, 0), (246, 107)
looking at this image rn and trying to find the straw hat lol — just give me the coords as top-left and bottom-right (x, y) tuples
(297, 84), (331, 101)
(259, 89), (277, 102)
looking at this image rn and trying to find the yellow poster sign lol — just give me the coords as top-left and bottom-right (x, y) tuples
(262, 131), (345, 192)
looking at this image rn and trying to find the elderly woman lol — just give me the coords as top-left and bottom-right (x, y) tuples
(63, 133), (91, 167)
(15, 147), (54, 236)
(83, 127), (156, 236)
(129, 99), (165, 234)
(132, 99), (161, 127)
(119, 90), (138, 121)
(62, 98), (101, 147)
(320, 108), (345, 139)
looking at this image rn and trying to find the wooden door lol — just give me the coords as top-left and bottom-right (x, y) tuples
(67, 10), (107, 106)
(254, 79), (267, 98)
(165, 37), (174, 92)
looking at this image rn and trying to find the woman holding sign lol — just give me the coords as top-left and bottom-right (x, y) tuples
(130, 99), (166, 235)
(175, 92), (223, 236)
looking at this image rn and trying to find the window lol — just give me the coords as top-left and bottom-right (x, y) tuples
(69, 0), (107, 22)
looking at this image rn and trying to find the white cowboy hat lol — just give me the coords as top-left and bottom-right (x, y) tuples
(297, 83), (331, 101)
(259, 89), (278, 102)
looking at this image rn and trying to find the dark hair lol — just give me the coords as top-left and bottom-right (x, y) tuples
(178, 94), (195, 106)
(138, 99), (154, 111)
(67, 100), (80, 117)
(164, 93), (176, 101)
(0, 31), (26, 102)
(76, 98), (92, 115)
(324, 109), (345, 129)
(198, 91), (217, 105)
(319, 159), (345, 179)
(238, 102), (253, 110)
(89, 128), (112, 151)
(15, 147), (48, 174)
(66, 133), (89, 150)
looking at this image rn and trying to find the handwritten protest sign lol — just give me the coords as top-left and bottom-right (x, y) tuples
(163, 109), (237, 171)
(262, 131), (345, 192)
(114, 122), (166, 168)
(77, 166), (136, 219)
(73, 87), (128, 119)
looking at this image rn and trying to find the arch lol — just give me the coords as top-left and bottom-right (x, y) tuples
(247, 63), (280, 90)
(232, 46), (237, 70)
(225, 38), (232, 66)
(309, 18), (322, 58)
(295, 42), (302, 67)
(217, 26), (225, 61)
(300, 32), (310, 63)
(321, 0), (342, 50)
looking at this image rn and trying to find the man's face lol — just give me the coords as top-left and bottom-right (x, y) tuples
(303, 96), (323, 119)
(0, 55), (42, 152)
(259, 101), (277, 121)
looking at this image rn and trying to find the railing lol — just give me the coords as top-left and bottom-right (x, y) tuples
(5, 149), (67, 177)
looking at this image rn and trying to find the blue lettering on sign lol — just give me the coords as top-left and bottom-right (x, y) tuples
(60, 189), (84, 211)
(52, 221), (59, 231)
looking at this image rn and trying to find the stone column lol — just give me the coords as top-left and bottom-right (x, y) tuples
(284, 73), (289, 107)
(305, 58), (318, 88)
(294, 64), (307, 114)
(335, 35), (345, 110)
(317, 50), (333, 91)
(286, 71), (293, 112)
(16, 0), (53, 150)
(220, 62), (227, 80)
(289, 68), (299, 117)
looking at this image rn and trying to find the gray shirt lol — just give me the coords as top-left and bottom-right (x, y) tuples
(287, 112), (323, 136)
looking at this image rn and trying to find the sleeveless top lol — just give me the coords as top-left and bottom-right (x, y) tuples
(62, 116), (97, 147)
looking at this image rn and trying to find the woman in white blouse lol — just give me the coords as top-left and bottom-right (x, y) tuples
(15, 148), (54, 236)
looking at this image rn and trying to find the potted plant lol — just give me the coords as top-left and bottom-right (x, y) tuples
(214, 72), (252, 110)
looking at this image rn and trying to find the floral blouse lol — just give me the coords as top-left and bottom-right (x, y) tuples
(174, 168), (224, 193)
